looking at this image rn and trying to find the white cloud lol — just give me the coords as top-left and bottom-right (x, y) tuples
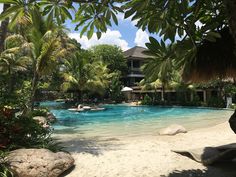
(0, 4), (3, 13)
(117, 12), (138, 26)
(134, 29), (149, 47)
(69, 29), (130, 51)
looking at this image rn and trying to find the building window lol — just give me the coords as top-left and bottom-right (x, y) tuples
(128, 60), (131, 68)
(133, 60), (140, 68)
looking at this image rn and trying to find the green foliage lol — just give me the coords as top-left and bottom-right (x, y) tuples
(224, 83), (236, 97)
(90, 44), (127, 75)
(61, 50), (113, 99)
(141, 95), (153, 105)
(30, 108), (48, 117)
(207, 97), (225, 108)
(229, 103), (236, 109)
(0, 151), (14, 177)
(0, 106), (59, 152)
(39, 0), (74, 25)
(72, 1), (122, 39)
(109, 73), (124, 103)
(143, 37), (175, 85)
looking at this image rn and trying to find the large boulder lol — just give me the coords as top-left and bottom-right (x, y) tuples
(159, 124), (187, 136)
(229, 109), (236, 134)
(7, 149), (74, 177)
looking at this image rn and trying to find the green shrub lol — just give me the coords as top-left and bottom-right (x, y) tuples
(30, 108), (49, 117)
(0, 106), (60, 152)
(0, 151), (14, 177)
(207, 97), (225, 108)
(141, 95), (153, 105)
(229, 103), (236, 109)
(188, 94), (201, 106)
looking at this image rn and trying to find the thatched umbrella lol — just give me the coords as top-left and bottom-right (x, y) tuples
(183, 28), (236, 82)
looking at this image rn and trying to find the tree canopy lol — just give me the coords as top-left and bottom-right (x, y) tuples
(90, 44), (127, 75)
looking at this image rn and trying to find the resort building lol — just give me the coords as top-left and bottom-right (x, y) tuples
(123, 46), (149, 87)
(123, 46), (221, 103)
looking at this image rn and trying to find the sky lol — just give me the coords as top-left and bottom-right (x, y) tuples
(0, 3), (153, 51)
(67, 12), (151, 51)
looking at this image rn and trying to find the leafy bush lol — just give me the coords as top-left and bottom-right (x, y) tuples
(141, 95), (153, 105)
(229, 103), (236, 109)
(0, 106), (60, 152)
(188, 94), (201, 106)
(207, 97), (225, 108)
(0, 151), (14, 177)
(30, 108), (49, 117)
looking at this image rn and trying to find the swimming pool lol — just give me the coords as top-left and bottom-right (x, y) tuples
(42, 102), (233, 137)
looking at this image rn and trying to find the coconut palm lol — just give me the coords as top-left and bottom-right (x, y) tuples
(142, 37), (175, 101)
(0, 0), (36, 29)
(0, 3), (10, 52)
(0, 34), (30, 93)
(15, 8), (67, 110)
(61, 50), (112, 101)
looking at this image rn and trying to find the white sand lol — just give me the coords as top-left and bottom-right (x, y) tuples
(57, 122), (236, 177)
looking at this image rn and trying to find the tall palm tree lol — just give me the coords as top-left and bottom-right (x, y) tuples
(0, 3), (10, 52)
(142, 37), (175, 101)
(61, 50), (112, 101)
(0, 34), (29, 94)
(18, 8), (67, 110)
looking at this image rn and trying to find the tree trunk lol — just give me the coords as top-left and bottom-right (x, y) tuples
(161, 84), (165, 101)
(30, 71), (39, 111)
(0, 4), (10, 52)
(224, 0), (236, 55)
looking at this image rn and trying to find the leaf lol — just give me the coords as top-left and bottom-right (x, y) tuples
(0, 0), (16, 3)
(96, 31), (102, 39)
(207, 31), (221, 38)
(111, 12), (118, 25)
(0, 5), (22, 21)
(80, 25), (89, 38)
(61, 6), (72, 20)
(87, 26), (94, 39)
(124, 9), (135, 19)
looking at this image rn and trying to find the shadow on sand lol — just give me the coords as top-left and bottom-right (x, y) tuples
(56, 135), (123, 156)
(162, 162), (236, 177)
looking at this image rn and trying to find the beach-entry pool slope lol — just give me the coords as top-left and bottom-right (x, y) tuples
(42, 102), (233, 137)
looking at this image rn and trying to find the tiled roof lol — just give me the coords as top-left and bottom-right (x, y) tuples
(124, 46), (150, 59)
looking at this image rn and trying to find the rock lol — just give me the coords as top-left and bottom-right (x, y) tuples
(159, 124), (187, 135)
(7, 149), (74, 177)
(229, 109), (236, 134)
(46, 112), (57, 123)
(33, 116), (47, 125)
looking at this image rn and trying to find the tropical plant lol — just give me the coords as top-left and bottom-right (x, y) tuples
(142, 37), (176, 101)
(0, 3), (10, 52)
(141, 94), (153, 105)
(0, 151), (14, 177)
(108, 72), (124, 103)
(90, 44), (127, 75)
(61, 50), (112, 100)
(0, 34), (29, 94)
(0, 106), (53, 150)
(39, 0), (74, 25)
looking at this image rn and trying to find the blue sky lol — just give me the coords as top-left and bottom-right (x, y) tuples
(0, 3), (152, 51)
(66, 12), (151, 51)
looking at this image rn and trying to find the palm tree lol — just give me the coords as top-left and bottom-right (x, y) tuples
(61, 50), (112, 101)
(17, 8), (67, 110)
(0, 3), (10, 52)
(142, 37), (175, 101)
(0, 34), (29, 94)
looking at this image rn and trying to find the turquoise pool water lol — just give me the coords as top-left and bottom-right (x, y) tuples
(41, 102), (233, 137)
